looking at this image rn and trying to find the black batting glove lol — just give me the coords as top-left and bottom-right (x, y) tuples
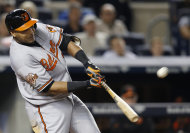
(89, 77), (102, 88)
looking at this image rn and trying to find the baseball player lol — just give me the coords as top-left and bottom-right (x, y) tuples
(5, 9), (104, 133)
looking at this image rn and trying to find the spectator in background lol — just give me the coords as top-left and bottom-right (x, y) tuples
(179, 15), (190, 40)
(103, 35), (136, 58)
(0, 13), (9, 38)
(63, 3), (83, 34)
(110, 84), (154, 133)
(75, 14), (108, 56)
(142, 37), (172, 56)
(97, 3), (128, 36)
(0, 13), (12, 55)
(120, 84), (138, 104)
(150, 37), (166, 56)
(0, 4), (14, 14)
(59, 0), (94, 22)
(19, 1), (38, 18)
(177, 13), (190, 55)
(83, 0), (133, 31)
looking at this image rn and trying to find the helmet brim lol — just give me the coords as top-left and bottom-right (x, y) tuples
(15, 18), (38, 31)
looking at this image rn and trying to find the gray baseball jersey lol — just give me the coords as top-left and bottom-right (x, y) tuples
(10, 23), (100, 133)
(10, 23), (72, 105)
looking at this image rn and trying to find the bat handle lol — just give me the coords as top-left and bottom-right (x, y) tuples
(101, 81), (112, 91)
(101, 81), (116, 98)
(101, 81), (108, 89)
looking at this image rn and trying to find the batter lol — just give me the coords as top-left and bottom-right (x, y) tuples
(6, 9), (104, 133)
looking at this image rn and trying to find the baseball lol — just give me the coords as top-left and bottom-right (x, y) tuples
(157, 67), (169, 78)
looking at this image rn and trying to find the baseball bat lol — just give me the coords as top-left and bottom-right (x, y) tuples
(101, 81), (139, 123)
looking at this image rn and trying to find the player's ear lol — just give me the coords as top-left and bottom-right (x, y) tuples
(10, 31), (16, 37)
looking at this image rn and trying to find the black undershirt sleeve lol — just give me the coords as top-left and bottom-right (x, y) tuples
(59, 34), (81, 52)
(67, 81), (90, 92)
(59, 33), (73, 52)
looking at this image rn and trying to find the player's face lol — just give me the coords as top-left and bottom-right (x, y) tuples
(11, 26), (35, 44)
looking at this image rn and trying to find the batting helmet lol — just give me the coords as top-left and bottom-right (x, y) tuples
(5, 9), (38, 31)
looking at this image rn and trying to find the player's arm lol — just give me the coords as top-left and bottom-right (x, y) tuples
(44, 77), (102, 95)
(59, 34), (103, 78)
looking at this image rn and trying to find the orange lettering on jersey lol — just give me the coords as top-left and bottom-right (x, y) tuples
(50, 40), (55, 54)
(47, 60), (57, 71)
(40, 54), (57, 71)
(49, 40), (59, 59)
(40, 59), (49, 70)
(49, 28), (63, 59)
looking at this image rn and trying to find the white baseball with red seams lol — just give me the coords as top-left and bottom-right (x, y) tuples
(157, 67), (169, 78)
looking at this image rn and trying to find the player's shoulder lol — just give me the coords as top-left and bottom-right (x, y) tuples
(35, 22), (48, 34)
(10, 41), (33, 68)
(36, 22), (61, 33)
(35, 22), (63, 43)
(10, 40), (27, 55)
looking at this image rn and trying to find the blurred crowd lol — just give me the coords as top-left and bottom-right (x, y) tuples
(95, 84), (190, 133)
(0, 0), (190, 58)
(1, 0), (190, 133)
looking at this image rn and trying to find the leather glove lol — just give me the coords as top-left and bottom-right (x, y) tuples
(86, 63), (105, 82)
(86, 63), (100, 78)
(89, 77), (102, 88)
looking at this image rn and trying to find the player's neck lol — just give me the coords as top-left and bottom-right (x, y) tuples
(14, 37), (35, 45)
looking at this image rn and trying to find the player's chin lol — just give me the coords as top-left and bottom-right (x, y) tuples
(26, 40), (35, 44)
(26, 37), (35, 43)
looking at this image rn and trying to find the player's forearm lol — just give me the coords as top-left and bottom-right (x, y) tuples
(67, 41), (82, 57)
(48, 81), (90, 95)
(67, 41), (90, 68)
(48, 81), (68, 95)
(66, 40), (102, 78)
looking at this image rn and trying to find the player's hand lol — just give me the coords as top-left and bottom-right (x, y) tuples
(89, 77), (103, 88)
(86, 63), (106, 82)
(86, 63), (100, 78)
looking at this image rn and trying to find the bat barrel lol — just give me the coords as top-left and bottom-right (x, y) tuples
(101, 81), (140, 123)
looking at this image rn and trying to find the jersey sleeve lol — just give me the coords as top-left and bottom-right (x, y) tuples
(16, 55), (54, 93)
(46, 24), (64, 47)
(45, 24), (81, 52)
